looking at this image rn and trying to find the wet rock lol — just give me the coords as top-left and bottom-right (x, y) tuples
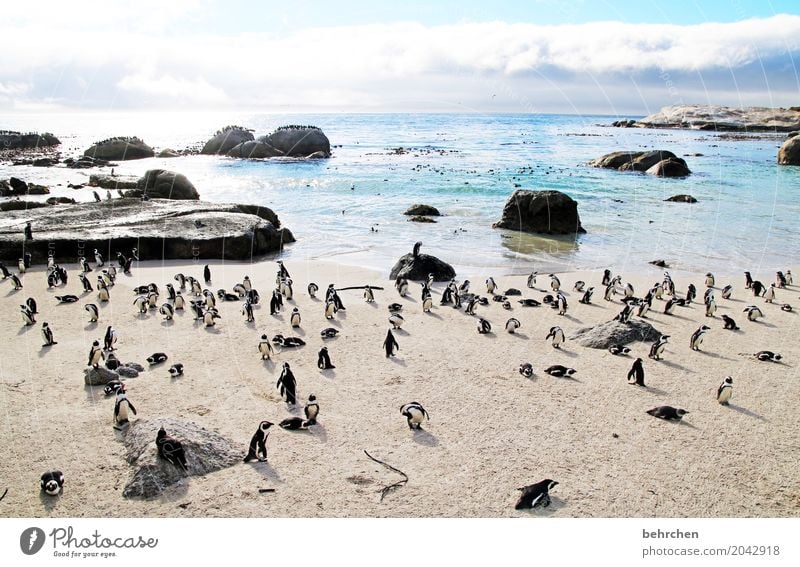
(124, 362), (145, 372)
(404, 204), (441, 216)
(84, 137), (155, 161)
(157, 148), (180, 158)
(226, 140), (284, 159)
(408, 216), (437, 223)
(259, 126), (330, 158)
(45, 197), (76, 205)
(116, 366), (140, 379)
(570, 319), (663, 349)
(646, 158), (691, 177)
(492, 190), (586, 235)
(590, 150), (690, 176)
(629, 105), (800, 132)
(124, 169), (199, 200)
(664, 194), (698, 203)
(778, 135), (800, 165)
(89, 174), (139, 190)
(0, 200), (50, 212)
(64, 156), (112, 169)
(201, 126), (254, 155)
(389, 250), (456, 282)
(0, 131), (60, 149)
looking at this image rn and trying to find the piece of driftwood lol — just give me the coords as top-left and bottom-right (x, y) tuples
(364, 450), (408, 501)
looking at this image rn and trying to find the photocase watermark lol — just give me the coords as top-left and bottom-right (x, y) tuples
(19, 525), (158, 559)
(19, 527), (46, 555)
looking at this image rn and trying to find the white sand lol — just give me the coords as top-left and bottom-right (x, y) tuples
(0, 258), (798, 517)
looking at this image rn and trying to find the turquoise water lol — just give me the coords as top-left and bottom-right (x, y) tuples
(1, 112), (797, 276)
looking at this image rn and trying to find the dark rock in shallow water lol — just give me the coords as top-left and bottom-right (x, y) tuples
(89, 174), (139, 190)
(571, 319), (663, 349)
(64, 156), (111, 169)
(45, 197), (76, 206)
(226, 140), (284, 159)
(665, 194), (698, 203)
(493, 190), (586, 235)
(404, 204), (441, 216)
(389, 252), (456, 282)
(201, 126), (254, 155)
(259, 126), (330, 158)
(0, 198), (294, 263)
(590, 150), (691, 176)
(123, 169), (199, 200)
(0, 131), (60, 150)
(84, 367), (120, 386)
(649, 259), (669, 268)
(84, 137), (154, 161)
(122, 418), (241, 499)
(157, 148), (180, 158)
(408, 215), (437, 223)
(778, 135), (800, 165)
(646, 158), (691, 177)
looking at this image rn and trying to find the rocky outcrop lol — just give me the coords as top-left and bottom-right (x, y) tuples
(615, 105), (800, 132)
(0, 200), (50, 212)
(88, 174), (139, 190)
(84, 137), (155, 161)
(260, 126), (330, 158)
(64, 156), (112, 169)
(589, 151), (691, 177)
(201, 126), (254, 155)
(0, 177), (50, 196)
(124, 169), (199, 200)
(0, 198), (294, 263)
(404, 204), (440, 216)
(492, 190), (586, 235)
(665, 194), (698, 203)
(122, 418), (241, 499)
(84, 367), (119, 386)
(778, 134), (800, 165)
(0, 130), (60, 149)
(646, 158), (691, 177)
(45, 197), (76, 205)
(389, 247), (455, 282)
(157, 148), (180, 158)
(226, 140), (284, 159)
(570, 319), (663, 349)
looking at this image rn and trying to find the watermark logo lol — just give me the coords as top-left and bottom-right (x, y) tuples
(20, 527), (46, 555)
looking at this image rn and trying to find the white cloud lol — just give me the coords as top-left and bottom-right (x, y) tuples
(117, 73), (229, 105)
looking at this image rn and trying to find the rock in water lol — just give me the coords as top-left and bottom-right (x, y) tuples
(226, 140), (284, 158)
(589, 150), (690, 176)
(122, 418), (241, 499)
(664, 194), (698, 203)
(389, 253), (456, 282)
(778, 134), (800, 165)
(84, 367), (120, 386)
(0, 131), (60, 149)
(84, 137), (155, 161)
(632, 105), (800, 132)
(201, 126), (254, 155)
(492, 190), (586, 235)
(570, 319), (663, 349)
(260, 126), (330, 158)
(645, 158), (691, 177)
(408, 216), (437, 223)
(126, 169), (199, 200)
(88, 174), (139, 190)
(404, 204), (441, 216)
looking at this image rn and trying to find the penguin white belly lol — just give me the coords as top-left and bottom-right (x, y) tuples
(117, 403), (129, 422)
(718, 388), (732, 404)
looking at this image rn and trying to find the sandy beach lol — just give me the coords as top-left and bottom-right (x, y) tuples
(0, 257), (797, 518)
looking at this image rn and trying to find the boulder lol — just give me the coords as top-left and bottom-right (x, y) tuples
(492, 190), (586, 235)
(0, 198), (295, 264)
(84, 137), (155, 161)
(260, 126), (330, 158)
(778, 135), (800, 165)
(646, 158), (691, 177)
(665, 194), (698, 203)
(408, 216), (437, 223)
(0, 130), (60, 149)
(0, 200), (50, 212)
(404, 204), (441, 216)
(64, 156), (112, 169)
(124, 169), (199, 200)
(45, 197), (76, 206)
(122, 418), (241, 499)
(26, 183), (50, 195)
(9, 177), (27, 194)
(116, 366), (140, 378)
(124, 362), (145, 372)
(226, 140), (284, 159)
(84, 367), (120, 386)
(590, 150), (690, 176)
(630, 105), (800, 132)
(389, 247), (455, 282)
(89, 174), (139, 190)
(570, 319), (663, 349)
(157, 148), (180, 158)
(201, 126), (254, 155)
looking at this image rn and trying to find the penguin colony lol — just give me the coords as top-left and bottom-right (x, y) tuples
(5, 249), (795, 516)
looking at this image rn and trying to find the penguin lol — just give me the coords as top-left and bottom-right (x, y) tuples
(159, 302), (175, 320)
(527, 272), (538, 289)
(458, 279), (471, 294)
(545, 326), (565, 349)
(579, 287), (594, 305)
(502, 300), (512, 310)
(751, 280), (765, 297)
(203, 308), (220, 327)
(78, 272), (92, 293)
(776, 271), (787, 288)
(93, 190), (101, 202)
(549, 274), (561, 292)
(439, 286), (453, 305)
(754, 351), (781, 362)
(717, 376), (733, 405)
(279, 417), (311, 431)
(420, 281), (431, 302)
(276, 362), (297, 405)
(573, 280), (585, 292)
(94, 249), (104, 268)
(320, 327), (339, 339)
(555, 293), (568, 316)
(422, 296), (433, 313)
(652, 283), (664, 300)
(40, 471), (64, 496)
(396, 278), (409, 297)
(505, 318), (521, 333)
(465, 296), (479, 316)
(88, 340), (104, 367)
(781, 303), (792, 312)
(243, 421), (273, 462)
(304, 394), (319, 424)
(133, 295), (147, 314)
(743, 305), (763, 321)
(18, 258), (26, 274)
(241, 301), (255, 323)
(147, 291), (159, 309)
(113, 390), (137, 428)
(270, 290), (282, 315)
(103, 326), (117, 351)
(689, 325), (711, 351)
(608, 344), (630, 356)
(545, 365), (576, 378)
(277, 260), (291, 279)
(168, 363), (184, 377)
(191, 278), (203, 297)
(104, 379), (124, 396)
(41, 322), (57, 347)
(174, 292), (185, 310)
(646, 406), (688, 420)
(744, 272), (753, 289)
(317, 346), (335, 370)
(705, 273), (715, 287)
(20, 305), (36, 325)
(637, 300), (650, 318)
(388, 313), (404, 329)
(308, 282), (319, 298)
(54, 294), (79, 304)
(280, 278), (293, 300)
(518, 299), (541, 307)
(785, 270), (793, 286)
(624, 282), (634, 298)
(80, 257), (92, 273)
(721, 314), (739, 330)
(203, 289), (215, 310)
(519, 363), (534, 378)
(627, 358), (645, 386)
(204, 264), (211, 284)
(615, 304), (634, 323)
(290, 307), (301, 327)
(11, 274), (23, 290)
(601, 269), (612, 286)
(246, 288), (260, 305)
(97, 282), (110, 302)
(649, 335), (669, 360)
(686, 283), (697, 304)
(190, 300), (205, 320)
(324, 299), (337, 320)
(603, 282), (615, 302)
(383, 329), (399, 357)
(486, 277), (497, 293)
(515, 479), (558, 510)
(764, 283), (776, 303)
(147, 352), (168, 365)
(258, 334), (275, 360)
(477, 318), (492, 334)
(174, 273), (187, 290)
(664, 298), (678, 315)
(705, 297), (717, 317)
(362, 285), (375, 303)
(85, 303), (99, 322)
(105, 353), (120, 371)
(400, 401), (429, 430)
(156, 427), (188, 470)
(0, 262), (10, 279)
(24, 222), (33, 241)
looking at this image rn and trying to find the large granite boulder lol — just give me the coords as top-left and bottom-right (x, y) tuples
(226, 140), (284, 159)
(778, 134), (800, 165)
(628, 105), (800, 132)
(0, 130), (60, 149)
(84, 366), (120, 386)
(84, 137), (154, 161)
(260, 126), (330, 158)
(124, 169), (199, 200)
(492, 190), (586, 235)
(0, 200), (50, 212)
(389, 245), (455, 282)
(570, 319), (663, 349)
(201, 126), (254, 155)
(0, 198), (295, 264)
(590, 150), (690, 176)
(646, 158), (691, 177)
(88, 174), (139, 190)
(404, 204), (440, 216)
(2, 177), (50, 196)
(122, 418), (241, 499)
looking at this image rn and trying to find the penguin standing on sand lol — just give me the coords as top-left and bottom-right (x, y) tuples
(689, 325), (711, 351)
(324, 299), (337, 320)
(751, 280), (765, 297)
(174, 292), (185, 310)
(721, 285), (732, 299)
(573, 280), (585, 292)
(79, 272), (93, 292)
(317, 346), (335, 370)
(27, 297), (38, 314)
(744, 272), (753, 289)
(243, 421), (272, 462)
(527, 272), (537, 288)
(308, 282), (319, 298)
(242, 301), (255, 323)
(98, 281), (110, 302)
(389, 313), (404, 329)
(744, 305), (764, 321)
(113, 390), (137, 428)
(515, 479), (558, 510)
(717, 376), (733, 405)
(486, 277), (497, 294)
(649, 335), (668, 360)
(422, 295), (433, 312)
(10, 274), (23, 290)
(85, 303), (99, 322)
(88, 340), (104, 368)
(277, 260), (291, 280)
(664, 298), (678, 315)
(383, 329), (399, 357)
(400, 401), (429, 430)
(627, 358), (645, 386)
(20, 305), (35, 325)
(603, 282), (615, 302)
(258, 335), (274, 360)
(276, 362), (297, 405)
(477, 318), (492, 334)
(705, 273), (715, 287)
(364, 285), (375, 303)
(160, 303), (175, 320)
(290, 307), (301, 327)
(579, 287), (594, 304)
(686, 284), (697, 304)
(546, 326), (565, 349)
(104, 326), (117, 351)
(40, 471), (64, 496)
(550, 274), (561, 292)
(602, 269), (612, 286)
(41, 322), (57, 347)
(764, 283), (776, 303)
(705, 296), (716, 317)
(722, 314), (739, 330)
(204, 265), (211, 285)
(304, 394), (319, 424)
(270, 290), (282, 315)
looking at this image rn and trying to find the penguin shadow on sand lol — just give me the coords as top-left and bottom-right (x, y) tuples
(424, 310), (443, 320)
(656, 358), (693, 373)
(319, 367), (336, 379)
(310, 423), (328, 443)
(552, 347), (578, 359)
(38, 344), (55, 358)
(695, 350), (736, 361)
(5, 289), (22, 298)
(39, 490), (62, 512)
(261, 358), (275, 372)
(294, 327), (306, 337)
(389, 356), (407, 367)
(392, 327), (410, 336)
(160, 319), (174, 328)
(203, 325), (221, 335)
(16, 325), (33, 337)
(412, 428), (438, 447)
(725, 404), (766, 421)
(247, 459), (281, 483)
(509, 331), (529, 340)
(631, 384), (669, 396)
(83, 385), (108, 404)
(84, 321), (98, 332)
(559, 314), (584, 324)
(750, 320), (777, 329)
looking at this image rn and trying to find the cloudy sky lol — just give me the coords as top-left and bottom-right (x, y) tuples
(1, 0), (798, 115)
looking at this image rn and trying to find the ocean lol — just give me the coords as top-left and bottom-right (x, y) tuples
(1, 111), (797, 277)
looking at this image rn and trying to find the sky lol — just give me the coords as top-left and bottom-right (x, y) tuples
(0, 0), (798, 115)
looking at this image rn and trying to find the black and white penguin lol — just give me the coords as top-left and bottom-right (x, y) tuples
(147, 291), (159, 310)
(24, 221), (33, 241)
(216, 288), (237, 301)
(502, 300), (512, 310)
(388, 313), (404, 329)
(396, 278), (409, 297)
(168, 363), (184, 377)
(0, 262), (10, 278)
(18, 258), (26, 274)
(20, 305), (36, 325)
(400, 401), (429, 430)
(204, 264), (211, 285)
(156, 427), (188, 470)
(608, 344), (630, 356)
(84, 303), (99, 322)
(646, 406), (688, 420)
(439, 286), (453, 305)
(133, 295), (147, 314)
(717, 376), (733, 405)
(270, 290), (282, 315)
(304, 394), (319, 424)
(705, 296), (717, 317)
(203, 307), (220, 327)
(243, 421), (273, 462)
(785, 270), (793, 286)
(191, 278), (202, 297)
(764, 283), (776, 303)
(518, 298), (541, 307)
(555, 293), (568, 316)
(781, 303), (793, 312)
(202, 289), (215, 310)
(505, 317), (521, 333)
(241, 301), (255, 323)
(276, 362), (297, 405)
(113, 391), (137, 428)
(721, 314), (739, 330)
(637, 300), (650, 318)
(279, 417), (311, 431)
(40, 471), (65, 496)
(290, 307), (301, 327)
(97, 281), (110, 302)
(651, 283), (664, 300)
(308, 282), (319, 298)
(465, 296), (479, 316)
(664, 298), (678, 315)
(277, 260), (291, 280)
(320, 327), (339, 339)
(147, 352), (168, 365)
(458, 280), (471, 294)
(624, 282), (634, 298)
(515, 479), (558, 510)
(686, 283), (697, 304)
(579, 287), (594, 305)
(103, 326), (117, 351)
(88, 340), (104, 367)
(317, 346), (335, 370)
(159, 302), (175, 321)
(689, 325), (711, 351)
(105, 353), (120, 371)
(603, 282), (615, 302)
(280, 278), (293, 300)
(55, 294), (79, 304)
(573, 280), (585, 292)
(388, 302), (403, 313)
(258, 334), (275, 360)
(272, 335), (306, 348)
(649, 335), (669, 360)
(10, 274), (23, 290)
(246, 288), (260, 305)
(78, 272), (92, 293)
(615, 304), (634, 323)
(751, 280), (765, 297)
(364, 285), (375, 303)
(518, 363), (534, 378)
(545, 365), (576, 378)
(743, 305), (764, 321)
(174, 272), (187, 290)
(545, 326), (565, 348)
(422, 295), (433, 313)
(601, 269), (612, 286)
(721, 284), (733, 299)
(477, 318), (492, 334)
(705, 273), (715, 287)
(627, 358), (645, 386)
(549, 274), (561, 292)
(104, 379), (124, 396)
(776, 271), (787, 288)
(383, 329), (399, 357)
(754, 351), (781, 362)
(486, 277), (497, 294)
(41, 322), (57, 347)
(527, 272), (538, 289)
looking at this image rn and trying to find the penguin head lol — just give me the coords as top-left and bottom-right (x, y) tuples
(545, 479), (559, 490)
(261, 334), (268, 340)
(724, 376), (733, 385)
(675, 409), (688, 417)
(260, 421), (273, 430)
(308, 394), (316, 402)
(283, 362), (290, 369)
(43, 479), (61, 496)
(157, 427), (167, 441)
